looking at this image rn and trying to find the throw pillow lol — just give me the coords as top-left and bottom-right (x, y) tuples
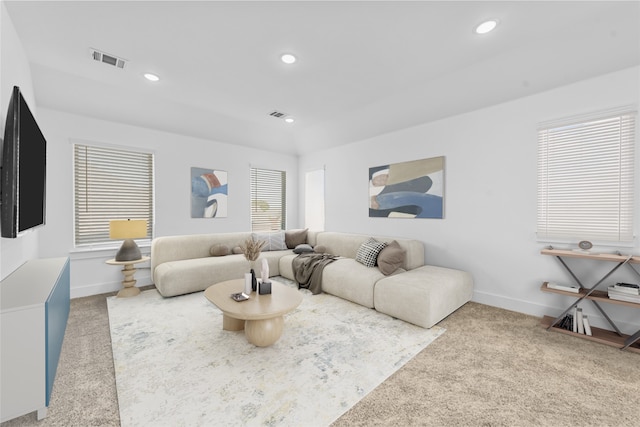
(252, 231), (287, 251)
(314, 245), (328, 254)
(232, 246), (243, 254)
(377, 240), (406, 275)
(285, 228), (308, 249)
(209, 244), (230, 257)
(293, 243), (314, 254)
(355, 238), (387, 267)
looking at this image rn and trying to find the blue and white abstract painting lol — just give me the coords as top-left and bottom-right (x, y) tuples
(369, 156), (444, 218)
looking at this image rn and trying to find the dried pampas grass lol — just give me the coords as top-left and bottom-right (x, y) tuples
(240, 238), (265, 261)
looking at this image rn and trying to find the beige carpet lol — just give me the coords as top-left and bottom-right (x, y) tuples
(2, 286), (640, 427)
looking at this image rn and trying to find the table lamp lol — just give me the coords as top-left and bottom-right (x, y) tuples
(110, 219), (147, 261)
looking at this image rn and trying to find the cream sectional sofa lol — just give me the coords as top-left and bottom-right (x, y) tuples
(151, 230), (473, 328)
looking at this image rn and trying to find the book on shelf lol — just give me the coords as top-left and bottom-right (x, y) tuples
(557, 314), (573, 331)
(607, 287), (640, 303)
(582, 315), (592, 336)
(556, 311), (593, 336)
(576, 308), (584, 334)
(546, 282), (580, 293)
(612, 282), (640, 295)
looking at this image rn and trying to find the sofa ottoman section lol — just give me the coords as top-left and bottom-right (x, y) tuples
(374, 265), (473, 328)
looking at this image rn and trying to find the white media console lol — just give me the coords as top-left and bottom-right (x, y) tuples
(1, 257), (70, 422)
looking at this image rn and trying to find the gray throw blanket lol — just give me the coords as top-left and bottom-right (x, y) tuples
(292, 252), (339, 295)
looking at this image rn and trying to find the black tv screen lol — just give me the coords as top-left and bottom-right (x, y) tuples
(1, 86), (47, 238)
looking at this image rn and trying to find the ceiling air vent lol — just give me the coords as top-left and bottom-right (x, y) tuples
(268, 110), (295, 124)
(90, 48), (127, 69)
(269, 111), (288, 119)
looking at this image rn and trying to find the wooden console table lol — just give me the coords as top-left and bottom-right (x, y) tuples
(540, 248), (640, 353)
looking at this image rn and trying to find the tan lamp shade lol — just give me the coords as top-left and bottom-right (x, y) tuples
(109, 219), (147, 239)
(110, 219), (147, 261)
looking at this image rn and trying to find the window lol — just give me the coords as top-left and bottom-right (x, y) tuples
(537, 108), (636, 243)
(74, 143), (154, 246)
(250, 167), (286, 231)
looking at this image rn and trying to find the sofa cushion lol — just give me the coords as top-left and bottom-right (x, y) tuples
(154, 250), (290, 297)
(252, 231), (287, 251)
(151, 231), (252, 277)
(209, 244), (231, 257)
(377, 240), (406, 275)
(285, 228), (308, 249)
(154, 255), (250, 297)
(355, 238), (387, 267)
(321, 259), (385, 308)
(278, 254), (297, 280)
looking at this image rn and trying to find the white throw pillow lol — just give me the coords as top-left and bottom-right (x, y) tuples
(252, 231), (288, 251)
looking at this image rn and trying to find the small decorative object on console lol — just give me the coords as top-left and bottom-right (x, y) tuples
(578, 240), (593, 250)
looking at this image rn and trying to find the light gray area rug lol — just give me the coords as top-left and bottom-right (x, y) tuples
(107, 284), (444, 427)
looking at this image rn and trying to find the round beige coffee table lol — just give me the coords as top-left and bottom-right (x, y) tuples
(204, 279), (303, 347)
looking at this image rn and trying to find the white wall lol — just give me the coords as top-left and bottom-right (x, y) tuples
(299, 66), (640, 333)
(3, 0), (638, 334)
(0, 1), (39, 281)
(36, 109), (298, 297)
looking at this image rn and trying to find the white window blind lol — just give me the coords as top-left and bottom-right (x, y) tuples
(537, 109), (636, 243)
(74, 144), (154, 246)
(250, 167), (286, 231)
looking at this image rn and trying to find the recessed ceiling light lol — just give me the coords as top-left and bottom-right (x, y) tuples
(144, 73), (160, 82)
(281, 54), (297, 64)
(475, 19), (498, 35)
(284, 117), (295, 124)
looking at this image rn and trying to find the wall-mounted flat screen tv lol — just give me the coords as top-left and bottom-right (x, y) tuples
(1, 85), (47, 238)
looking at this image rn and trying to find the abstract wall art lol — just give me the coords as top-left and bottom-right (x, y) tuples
(191, 167), (228, 218)
(369, 156), (444, 219)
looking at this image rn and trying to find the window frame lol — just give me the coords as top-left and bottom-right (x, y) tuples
(250, 167), (286, 232)
(73, 142), (154, 248)
(536, 107), (636, 245)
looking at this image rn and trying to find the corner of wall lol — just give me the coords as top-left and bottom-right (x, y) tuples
(0, 0), (39, 280)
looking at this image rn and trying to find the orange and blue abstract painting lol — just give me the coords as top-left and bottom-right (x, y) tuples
(191, 167), (228, 218)
(369, 156), (444, 218)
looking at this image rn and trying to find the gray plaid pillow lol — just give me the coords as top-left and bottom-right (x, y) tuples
(355, 238), (387, 267)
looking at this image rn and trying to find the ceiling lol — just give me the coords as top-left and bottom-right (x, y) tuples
(4, 0), (640, 155)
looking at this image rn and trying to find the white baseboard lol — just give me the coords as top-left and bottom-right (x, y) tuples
(472, 290), (640, 335)
(70, 276), (153, 299)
